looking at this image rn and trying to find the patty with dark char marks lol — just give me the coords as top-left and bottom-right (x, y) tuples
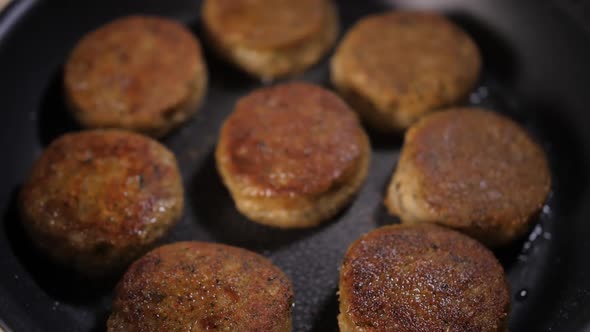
(19, 130), (183, 275)
(108, 241), (293, 332)
(339, 224), (510, 332)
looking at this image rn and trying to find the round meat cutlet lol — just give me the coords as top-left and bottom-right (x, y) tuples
(19, 130), (183, 275)
(64, 15), (208, 138)
(216, 82), (370, 228)
(339, 224), (510, 332)
(331, 11), (481, 132)
(202, 0), (339, 80)
(107, 242), (293, 332)
(385, 108), (551, 246)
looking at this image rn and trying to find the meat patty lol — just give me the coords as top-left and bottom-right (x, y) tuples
(339, 224), (510, 332)
(216, 82), (370, 228)
(19, 130), (183, 275)
(107, 241), (293, 332)
(202, 0), (339, 80)
(64, 15), (208, 138)
(385, 108), (551, 246)
(331, 11), (481, 132)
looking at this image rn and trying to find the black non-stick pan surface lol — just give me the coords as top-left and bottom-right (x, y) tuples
(1, 0), (590, 331)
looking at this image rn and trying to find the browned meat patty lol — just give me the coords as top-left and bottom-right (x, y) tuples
(385, 108), (551, 246)
(331, 11), (481, 132)
(19, 130), (183, 275)
(339, 224), (510, 332)
(64, 15), (208, 138)
(202, 0), (339, 80)
(216, 82), (370, 228)
(107, 241), (293, 332)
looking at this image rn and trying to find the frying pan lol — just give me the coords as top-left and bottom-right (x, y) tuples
(1, 0), (590, 331)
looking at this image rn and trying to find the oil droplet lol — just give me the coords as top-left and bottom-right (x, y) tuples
(528, 224), (543, 242)
(516, 289), (528, 301)
(469, 86), (490, 104)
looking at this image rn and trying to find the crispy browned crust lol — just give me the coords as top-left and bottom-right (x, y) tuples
(19, 130), (183, 275)
(64, 16), (207, 137)
(202, 0), (339, 79)
(107, 242), (293, 332)
(216, 82), (370, 227)
(339, 224), (510, 332)
(219, 82), (364, 195)
(331, 11), (481, 131)
(203, 0), (327, 49)
(385, 108), (551, 246)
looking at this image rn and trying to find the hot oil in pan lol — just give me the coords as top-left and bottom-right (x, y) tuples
(1, 1), (589, 331)
(466, 75), (576, 326)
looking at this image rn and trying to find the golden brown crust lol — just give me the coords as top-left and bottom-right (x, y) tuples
(202, 0), (339, 79)
(19, 130), (183, 275)
(107, 242), (293, 332)
(331, 11), (481, 131)
(203, 0), (326, 49)
(219, 82), (365, 196)
(64, 15), (207, 137)
(339, 224), (510, 332)
(216, 83), (370, 228)
(385, 108), (551, 246)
